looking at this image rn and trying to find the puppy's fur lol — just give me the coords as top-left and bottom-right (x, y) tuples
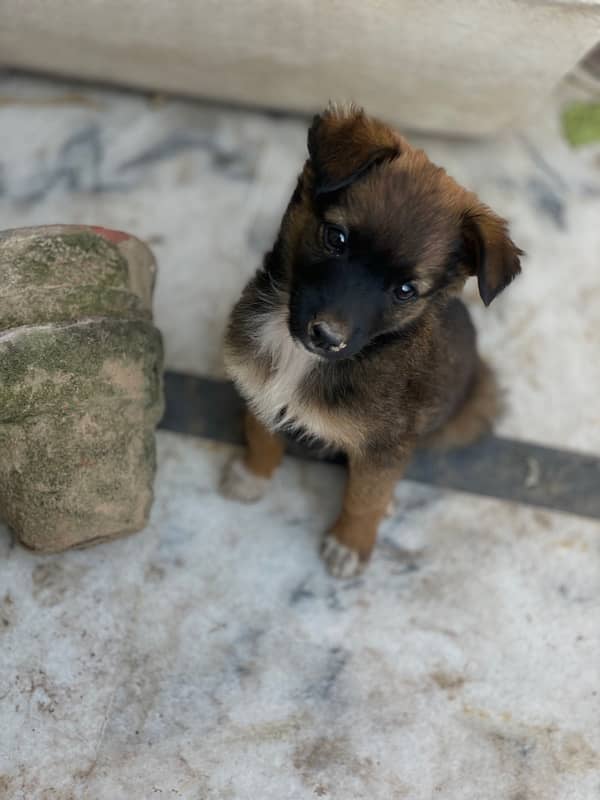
(222, 105), (522, 577)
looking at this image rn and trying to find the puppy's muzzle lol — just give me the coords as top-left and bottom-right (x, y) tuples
(307, 318), (348, 354)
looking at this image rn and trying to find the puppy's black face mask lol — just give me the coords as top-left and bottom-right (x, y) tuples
(288, 215), (423, 361)
(289, 253), (389, 361)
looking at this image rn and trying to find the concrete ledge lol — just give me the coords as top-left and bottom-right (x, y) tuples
(1, 1), (600, 134)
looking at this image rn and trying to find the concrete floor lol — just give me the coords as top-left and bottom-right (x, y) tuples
(1, 71), (599, 799)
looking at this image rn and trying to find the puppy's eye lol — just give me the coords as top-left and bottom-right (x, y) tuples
(393, 282), (418, 301)
(323, 224), (348, 255)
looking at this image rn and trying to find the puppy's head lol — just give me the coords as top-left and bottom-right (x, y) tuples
(274, 105), (522, 361)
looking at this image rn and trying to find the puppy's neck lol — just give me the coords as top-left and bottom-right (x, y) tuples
(224, 271), (318, 428)
(252, 301), (316, 376)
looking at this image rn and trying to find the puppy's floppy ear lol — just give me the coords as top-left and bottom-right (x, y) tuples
(460, 202), (523, 306)
(307, 105), (401, 195)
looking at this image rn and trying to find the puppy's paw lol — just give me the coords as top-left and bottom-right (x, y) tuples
(384, 498), (396, 518)
(320, 534), (364, 579)
(220, 457), (269, 503)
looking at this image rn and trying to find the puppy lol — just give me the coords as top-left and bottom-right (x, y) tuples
(221, 105), (522, 578)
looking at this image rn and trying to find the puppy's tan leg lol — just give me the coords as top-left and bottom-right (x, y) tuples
(221, 411), (285, 502)
(321, 454), (407, 578)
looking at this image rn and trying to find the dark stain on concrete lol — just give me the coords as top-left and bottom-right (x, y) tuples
(431, 670), (466, 692)
(31, 561), (89, 607)
(289, 577), (315, 605)
(0, 591), (15, 630)
(315, 647), (350, 700)
(527, 177), (566, 229)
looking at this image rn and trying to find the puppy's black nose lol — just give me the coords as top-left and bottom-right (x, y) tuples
(308, 320), (348, 353)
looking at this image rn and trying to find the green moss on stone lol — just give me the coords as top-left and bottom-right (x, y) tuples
(59, 232), (110, 254)
(0, 407), (156, 548)
(0, 320), (163, 424)
(0, 286), (150, 332)
(7, 233), (129, 291)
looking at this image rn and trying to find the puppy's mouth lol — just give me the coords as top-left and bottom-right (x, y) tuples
(300, 337), (352, 361)
(288, 305), (360, 360)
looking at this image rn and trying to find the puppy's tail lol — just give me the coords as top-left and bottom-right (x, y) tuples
(426, 358), (503, 450)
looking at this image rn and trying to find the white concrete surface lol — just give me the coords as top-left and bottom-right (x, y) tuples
(2, 434), (600, 799)
(0, 71), (599, 799)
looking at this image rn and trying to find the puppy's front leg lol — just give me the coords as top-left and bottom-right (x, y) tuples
(321, 452), (409, 578)
(220, 410), (285, 502)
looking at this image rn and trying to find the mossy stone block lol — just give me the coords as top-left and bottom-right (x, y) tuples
(0, 226), (164, 552)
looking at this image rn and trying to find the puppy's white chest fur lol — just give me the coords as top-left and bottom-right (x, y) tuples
(226, 306), (365, 450)
(225, 307), (317, 432)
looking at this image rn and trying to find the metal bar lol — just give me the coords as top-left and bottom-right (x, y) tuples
(160, 371), (600, 521)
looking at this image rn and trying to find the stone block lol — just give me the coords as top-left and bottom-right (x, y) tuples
(0, 226), (164, 551)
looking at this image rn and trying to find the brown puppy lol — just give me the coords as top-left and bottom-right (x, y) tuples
(221, 105), (522, 578)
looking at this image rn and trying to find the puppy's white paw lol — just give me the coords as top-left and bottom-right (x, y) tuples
(220, 457), (269, 503)
(384, 499), (396, 518)
(320, 535), (364, 579)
